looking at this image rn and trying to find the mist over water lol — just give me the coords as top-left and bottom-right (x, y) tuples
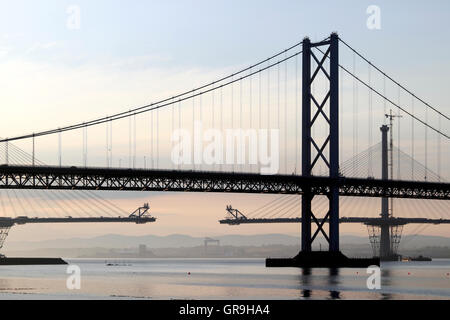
(0, 258), (448, 300)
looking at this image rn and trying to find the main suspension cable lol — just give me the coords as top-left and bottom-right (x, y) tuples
(339, 37), (450, 121)
(0, 41), (306, 144)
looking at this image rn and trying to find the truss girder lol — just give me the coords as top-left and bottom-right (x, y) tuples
(0, 166), (447, 199)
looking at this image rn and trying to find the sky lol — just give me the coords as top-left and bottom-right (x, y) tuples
(0, 0), (449, 243)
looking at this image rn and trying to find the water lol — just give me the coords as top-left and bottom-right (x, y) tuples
(0, 258), (449, 299)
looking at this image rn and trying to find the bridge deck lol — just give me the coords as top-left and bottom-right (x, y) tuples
(0, 216), (156, 227)
(0, 165), (448, 199)
(219, 217), (450, 225)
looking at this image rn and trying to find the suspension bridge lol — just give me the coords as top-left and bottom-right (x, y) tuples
(0, 32), (449, 267)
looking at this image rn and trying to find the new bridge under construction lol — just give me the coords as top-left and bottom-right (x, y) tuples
(220, 111), (450, 262)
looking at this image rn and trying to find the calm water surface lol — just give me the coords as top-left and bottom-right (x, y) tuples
(0, 258), (449, 299)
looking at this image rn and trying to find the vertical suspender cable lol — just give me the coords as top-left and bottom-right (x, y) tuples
(32, 134), (35, 166)
(352, 53), (357, 176)
(211, 89), (215, 170)
(82, 127), (84, 166)
(58, 129), (62, 167)
(239, 77), (242, 130)
(425, 105), (428, 181)
(284, 53), (287, 174)
(110, 117), (113, 167)
(178, 100), (181, 170)
(82, 126), (84, 166)
(199, 93), (202, 171)
(438, 116), (441, 181)
(5, 140), (8, 165)
(156, 104), (159, 169)
(249, 67), (252, 172)
(295, 54), (298, 174)
(259, 67), (262, 174)
(106, 118), (109, 167)
(368, 64), (372, 177)
(355, 59), (358, 176)
(231, 77), (234, 171)
(172, 98), (175, 169)
(259, 67), (262, 132)
(133, 113), (136, 169)
(277, 59), (280, 150)
(128, 116), (131, 167)
(85, 126), (87, 167)
(411, 96), (415, 180)
(192, 91), (195, 170)
(397, 87), (401, 180)
(83, 125), (87, 167)
(191, 90), (195, 170)
(249, 68), (252, 129)
(339, 63), (343, 169)
(383, 77), (387, 122)
(220, 86), (223, 172)
(267, 60), (270, 133)
(240, 77), (242, 171)
(150, 112), (155, 170)
(150, 111), (153, 169)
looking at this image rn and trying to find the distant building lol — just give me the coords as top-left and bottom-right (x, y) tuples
(204, 237), (220, 248)
(204, 237), (221, 255)
(138, 244), (147, 257)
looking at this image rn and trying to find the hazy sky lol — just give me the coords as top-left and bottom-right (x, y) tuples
(0, 1), (449, 242)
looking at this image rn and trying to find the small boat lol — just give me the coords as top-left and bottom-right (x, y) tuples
(410, 255), (432, 262)
(105, 260), (132, 266)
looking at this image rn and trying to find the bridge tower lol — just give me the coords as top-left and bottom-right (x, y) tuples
(367, 120), (403, 261)
(301, 33), (340, 253)
(266, 33), (378, 267)
(379, 125), (393, 258)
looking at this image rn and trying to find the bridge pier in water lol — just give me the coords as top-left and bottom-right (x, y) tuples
(267, 33), (379, 268)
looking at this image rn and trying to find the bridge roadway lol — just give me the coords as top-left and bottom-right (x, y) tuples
(0, 165), (448, 199)
(0, 216), (156, 228)
(219, 217), (450, 225)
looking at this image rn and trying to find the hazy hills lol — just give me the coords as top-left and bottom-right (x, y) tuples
(6, 233), (301, 251)
(4, 233), (450, 251)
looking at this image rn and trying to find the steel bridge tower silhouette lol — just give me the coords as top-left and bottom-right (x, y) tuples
(301, 33), (340, 253)
(268, 33), (378, 267)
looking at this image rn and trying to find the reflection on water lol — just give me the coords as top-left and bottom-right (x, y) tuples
(299, 268), (342, 299)
(0, 258), (448, 299)
(328, 268), (341, 299)
(381, 269), (393, 300)
(300, 268), (311, 298)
